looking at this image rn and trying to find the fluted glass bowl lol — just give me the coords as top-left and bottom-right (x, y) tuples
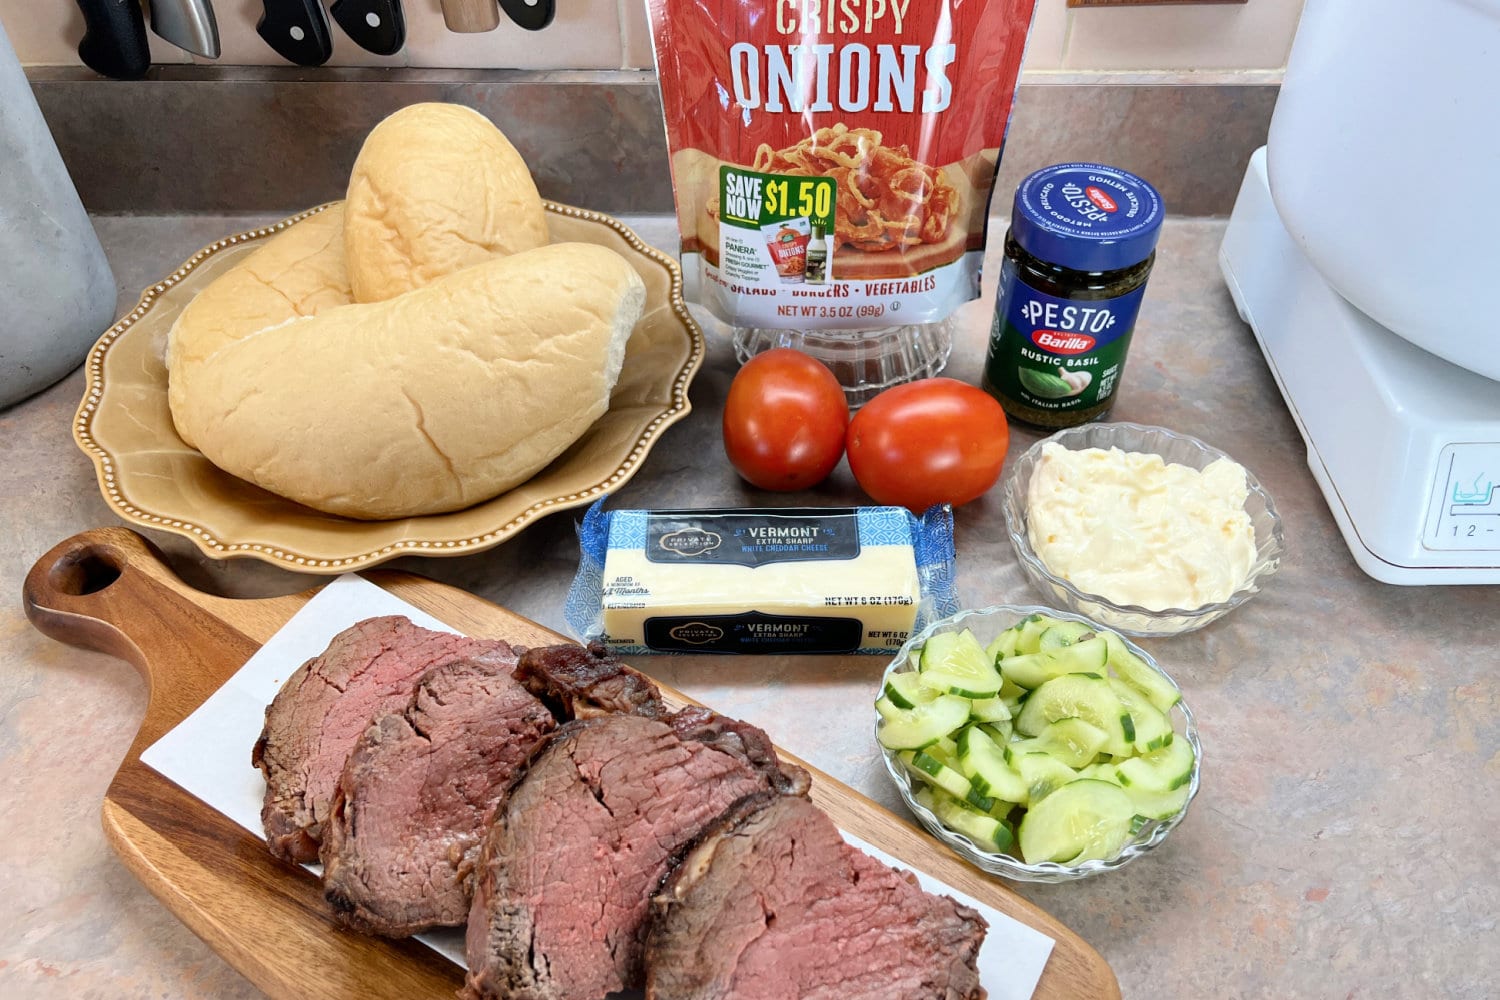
(878, 604), (1202, 883)
(1000, 422), (1285, 637)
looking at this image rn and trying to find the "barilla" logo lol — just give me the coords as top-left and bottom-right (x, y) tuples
(1061, 182), (1115, 223)
(1085, 186), (1118, 212)
(1031, 330), (1096, 355)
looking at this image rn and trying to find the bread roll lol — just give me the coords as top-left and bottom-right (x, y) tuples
(166, 205), (351, 447)
(173, 243), (646, 520)
(344, 104), (548, 303)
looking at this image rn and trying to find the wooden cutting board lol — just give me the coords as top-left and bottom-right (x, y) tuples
(23, 527), (1120, 1000)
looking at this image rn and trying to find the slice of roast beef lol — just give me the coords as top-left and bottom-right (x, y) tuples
(462, 712), (804, 1000)
(513, 640), (664, 719)
(320, 652), (554, 937)
(645, 792), (989, 1000)
(252, 615), (519, 863)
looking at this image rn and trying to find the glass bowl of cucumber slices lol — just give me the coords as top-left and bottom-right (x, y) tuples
(1000, 422), (1285, 637)
(876, 605), (1202, 883)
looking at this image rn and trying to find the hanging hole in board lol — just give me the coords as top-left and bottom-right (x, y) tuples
(50, 550), (124, 597)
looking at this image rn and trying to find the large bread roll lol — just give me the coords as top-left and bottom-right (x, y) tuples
(173, 243), (645, 520)
(344, 104), (548, 303)
(166, 205), (351, 447)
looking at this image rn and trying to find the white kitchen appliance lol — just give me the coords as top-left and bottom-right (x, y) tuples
(1219, 0), (1500, 585)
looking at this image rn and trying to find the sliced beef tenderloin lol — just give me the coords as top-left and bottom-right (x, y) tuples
(320, 653), (554, 937)
(462, 712), (804, 1000)
(646, 792), (989, 1000)
(252, 615), (519, 863)
(513, 640), (664, 719)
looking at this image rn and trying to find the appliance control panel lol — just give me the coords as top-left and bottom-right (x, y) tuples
(1425, 443), (1500, 551)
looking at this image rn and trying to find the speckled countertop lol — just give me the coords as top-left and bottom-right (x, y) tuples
(1, 214), (1495, 1000)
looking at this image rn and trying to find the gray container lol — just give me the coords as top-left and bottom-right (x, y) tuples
(0, 19), (116, 409)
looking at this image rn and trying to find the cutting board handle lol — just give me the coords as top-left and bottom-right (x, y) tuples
(22, 527), (272, 692)
(26, 528), (166, 662)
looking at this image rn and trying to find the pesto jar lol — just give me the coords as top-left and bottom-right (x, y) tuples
(982, 163), (1164, 429)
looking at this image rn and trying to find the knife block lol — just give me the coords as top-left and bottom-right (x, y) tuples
(0, 19), (116, 409)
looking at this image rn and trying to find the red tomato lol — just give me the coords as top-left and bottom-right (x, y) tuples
(846, 378), (1009, 511)
(722, 349), (849, 491)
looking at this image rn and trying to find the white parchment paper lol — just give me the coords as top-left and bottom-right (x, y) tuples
(142, 574), (1055, 998)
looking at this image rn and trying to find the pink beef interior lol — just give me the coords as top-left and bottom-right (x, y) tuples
(320, 652), (553, 936)
(463, 714), (778, 1000)
(254, 616), (519, 863)
(645, 794), (988, 1000)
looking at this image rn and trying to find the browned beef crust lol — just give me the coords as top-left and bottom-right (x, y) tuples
(512, 640), (664, 719)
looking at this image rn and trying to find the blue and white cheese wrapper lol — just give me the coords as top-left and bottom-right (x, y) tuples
(565, 500), (959, 654)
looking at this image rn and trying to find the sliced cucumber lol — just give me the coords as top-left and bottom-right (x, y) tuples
(965, 786), (998, 814)
(999, 672), (1027, 700)
(1077, 761), (1120, 783)
(1120, 780), (1191, 821)
(1006, 750), (1079, 805)
(999, 675), (1027, 718)
(1014, 673), (1134, 756)
(884, 670), (941, 710)
(1005, 717), (1109, 769)
(978, 719), (1015, 745)
(1000, 636), (1109, 689)
(1073, 759), (1188, 819)
(915, 776), (999, 817)
(928, 734), (961, 765)
(1108, 678), (1174, 753)
(920, 628), (1002, 698)
(969, 696), (1012, 724)
(886, 617), (1194, 868)
(900, 749), (973, 799)
(1013, 615), (1051, 655)
(1115, 737), (1195, 793)
(985, 628), (1021, 663)
(956, 724), (1030, 805)
(1039, 621), (1094, 650)
(1017, 779), (1136, 864)
(877, 694), (972, 750)
(1102, 631), (1182, 712)
(929, 788), (1016, 853)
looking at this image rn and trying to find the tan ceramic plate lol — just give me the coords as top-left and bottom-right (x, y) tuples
(73, 203), (705, 573)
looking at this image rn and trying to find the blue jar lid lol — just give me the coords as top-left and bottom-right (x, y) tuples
(1011, 163), (1164, 273)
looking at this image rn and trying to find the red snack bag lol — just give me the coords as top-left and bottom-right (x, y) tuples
(647, 0), (1038, 331)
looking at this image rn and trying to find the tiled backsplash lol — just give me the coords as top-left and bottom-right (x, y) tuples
(4, 0), (1304, 72)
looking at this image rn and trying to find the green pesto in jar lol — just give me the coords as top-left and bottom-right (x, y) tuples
(982, 163), (1165, 430)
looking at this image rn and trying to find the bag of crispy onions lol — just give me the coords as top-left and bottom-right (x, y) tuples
(647, 0), (1038, 331)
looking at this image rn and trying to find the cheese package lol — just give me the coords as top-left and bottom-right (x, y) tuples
(646, 0), (1039, 330)
(565, 501), (959, 654)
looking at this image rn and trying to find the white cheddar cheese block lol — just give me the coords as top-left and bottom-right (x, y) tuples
(589, 507), (927, 654)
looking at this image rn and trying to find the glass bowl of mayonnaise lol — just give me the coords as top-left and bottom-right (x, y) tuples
(1001, 422), (1284, 637)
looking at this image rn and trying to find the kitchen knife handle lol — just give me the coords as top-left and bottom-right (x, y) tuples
(256, 0), (334, 67)
(75, 0), (151, 80)
(440, 0), (501, 33)
(500, 0), (554, 32)
(330, 0), (406, 56)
